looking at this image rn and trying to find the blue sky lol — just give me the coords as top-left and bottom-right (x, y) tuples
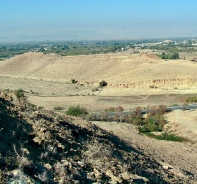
(0, 0), (197, 42)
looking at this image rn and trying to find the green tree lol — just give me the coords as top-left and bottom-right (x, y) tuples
(162, 52), (166, 59)
(171, 52), (179, 59)
(66, 105), (87, 116)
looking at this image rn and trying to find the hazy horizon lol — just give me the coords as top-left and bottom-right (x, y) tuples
(1, 0), (197, 42)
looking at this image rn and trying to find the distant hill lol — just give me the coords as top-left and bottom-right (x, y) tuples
(0, 52), (197, 91)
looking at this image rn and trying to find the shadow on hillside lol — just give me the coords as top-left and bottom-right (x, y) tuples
(0, 97), (55, 182)
(101, 131), (169, 183)
(0, 97), (172, 183)
(59, 121), (170, 183)
(0, 97), (37, 175)
(0, 98), (33, 155)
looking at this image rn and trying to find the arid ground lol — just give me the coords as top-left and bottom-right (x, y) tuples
(1, 51), (197, 109)
(1, 51), (197, 182)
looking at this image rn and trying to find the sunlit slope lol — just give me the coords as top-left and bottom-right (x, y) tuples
(0, 52), (197, 90)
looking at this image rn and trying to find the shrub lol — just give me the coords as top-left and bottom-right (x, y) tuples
(27, 103), (37, 110)
(127, 113), (143, 125)
(139, 121), (162, 133)
(127, 107), (144, 125)
(14, 89), (24, 98)
(66, 105), (87, 116)
(139, 106), (166, 134)
(86, 107), (144, 123)
(116, 106), (124, 112)
(92, 88), (99, 92)
(71, 79), (78, 84)
(104, 106), (124, 113)
(186, 96), (197, 103)
(145, 132), (189, 142)
(104, 107), (115, 113)
(146, 105), (167, 116)
(172, 104), (179, 106)
(54, 106), (64, 111)
(99, 80), (107, 87)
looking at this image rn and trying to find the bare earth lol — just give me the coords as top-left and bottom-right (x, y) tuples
(0, 76), (196, 111)
(1, 52), (197, 90)
(1, 52), (197, 180)
(1, 52), (197, 110)
(165, 110), (197, 141)
(92, 121), (197, 180)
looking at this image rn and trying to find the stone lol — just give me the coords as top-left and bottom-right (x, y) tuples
(58, 143), (65, 149)
(162, 165), (173, 170)
(73, 180), (80, 184)
(44, 131), (52, 140)
(120, 172), (131, 180)
(94, 168), (102, 179)
(61, 159), (69, 167)
(21, 148), (30, 155)
(44, 163), (52, 170)
(7, 170), (38, 184)
(106, 170), (123, 183)
(77, 160), (85, 167)
(33, 137), (42, 145)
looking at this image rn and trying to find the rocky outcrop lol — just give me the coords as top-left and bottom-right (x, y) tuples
(0, 91), (192, 183)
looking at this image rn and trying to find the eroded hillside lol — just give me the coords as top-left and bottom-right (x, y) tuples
(1, 52), (197, 93)
(0, 91), (194, 183)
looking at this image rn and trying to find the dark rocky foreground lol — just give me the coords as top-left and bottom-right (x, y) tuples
(0, 91), (191, 183)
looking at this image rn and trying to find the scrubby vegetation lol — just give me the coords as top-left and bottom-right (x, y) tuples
(14, 89), (25, 98)
(83, 104), (188, 142)
(185, 96), (197, 103)
(0, 90), (184, 183)
(99, 80), (107, 87)
(71, 79), (78, 84)
(145, 132), (189, 142)
(104, 106), (124, 112)
(54, 106), (64, 111)
(0, 40), (132, 60)
(139, 119), (163, 133)
(66, 105), (87, 116)
(138, 106), (166, 133)
(1, 38), (197, 61)
(133, 105), (187, 142)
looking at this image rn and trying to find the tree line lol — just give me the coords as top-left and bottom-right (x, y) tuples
(161, 52), (180, 59)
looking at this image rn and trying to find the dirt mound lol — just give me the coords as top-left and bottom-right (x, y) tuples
(1, 52), (197, 91)
(0, 91), (190, 183)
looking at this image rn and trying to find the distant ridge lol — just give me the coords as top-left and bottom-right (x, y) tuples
(1, 52), (197, 90)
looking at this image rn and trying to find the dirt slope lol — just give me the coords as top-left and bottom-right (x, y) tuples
(0, 91), (190, 183)
(165, 110), (197, 141)
(1, 52), (197, 92)
(93, 121), (197, 182)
